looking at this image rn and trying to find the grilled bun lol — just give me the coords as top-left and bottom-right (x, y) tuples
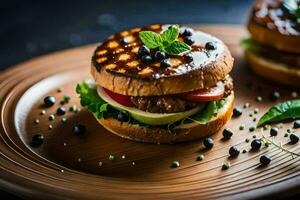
(97, 93), (234, 144)
(248, 19), (300, 54)
(247, 0), (300, 53)
(245, 50), (300, 87)
(91, 24), (234, 96)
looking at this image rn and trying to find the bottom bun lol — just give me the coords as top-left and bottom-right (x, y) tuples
(245, 50), (300, 87)
(97, 93), (234, 144)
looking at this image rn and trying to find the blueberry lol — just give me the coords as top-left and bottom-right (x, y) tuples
(270, 91), (280, 101)
(205, 42), (217, 50)
(73, 124), (86, 136)
(290, 133), (299, 144)
(184, 36), (195, 45)
(56, 107), (66, 115)
(184, 55), (193, 63)
(233, 107), (242, 117)
(293, 120), (300, 129)
(31, 134), (44, 147)
(141, 55), (152, 64)
(223, 128), (233, 139)
(138, 45), (150, 57)
(229, 146), (240, 157)
(270, 127), (278, 136)
(203, 137), (214, 149)
(160, 59), (171, 68)
(154, 51), (166, 61)
(251, 139), (262, 150)
(260, 155), (271, 166)
(44, 96), (56, 107)
(117, 112), (128, 122)
(182, 28), (193, 36)
(120, 37), (130, 44)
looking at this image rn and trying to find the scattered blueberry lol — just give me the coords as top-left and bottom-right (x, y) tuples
(270, 91), (280, 101)
(182, 28), (193, 36)
(290, 133), (299, 144)
(233, 107), (242, 117)
(48, 115), (55, 121)
(138, 45), (150, 56)
(141, 55), (152, 64)
(229, 146), (240, 157)
(31, 134), (44, 147)
(73, 124), (86, 136)
(120, 37), (130, 44)
(251, 139), (262, 150)
(160, 59), (171, 67)
(293, 120), (300, 129)
(117, 112), (128, 122)
(197, 154), (205, 161)
(44, 96), (55, 107)
(154, 51), (166, 61)
(56, 107), (66, 115)
(171, 161), (180, 168)
(270, 127), (278, 136)
(260, 155), (271, 166)
(203, 137), (214, 149)
(223, 128), (233, 139)
(205, 42), (217, 50)
(184, 36), (194, 45)
(184, 55), (193, 63)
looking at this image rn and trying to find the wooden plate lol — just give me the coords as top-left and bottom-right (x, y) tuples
(1, 26), (300, 200)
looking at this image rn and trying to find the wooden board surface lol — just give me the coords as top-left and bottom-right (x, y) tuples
(0, 25), (300, 200)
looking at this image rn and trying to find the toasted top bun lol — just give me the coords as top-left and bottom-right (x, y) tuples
(247, 0), (300, 53)
(91, 24), (233, 96)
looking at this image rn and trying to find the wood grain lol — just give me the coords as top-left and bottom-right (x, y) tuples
(0, 25), (300, 200)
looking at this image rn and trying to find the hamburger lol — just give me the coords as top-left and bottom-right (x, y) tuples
(76, 24), (234, 143)
(244, 0), (300, 87)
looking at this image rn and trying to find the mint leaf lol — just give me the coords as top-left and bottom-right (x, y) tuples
(138, 25), (192, 55)
(162, 25), (179, 44)
(282, 0), (300, 20)
(257, 100), (300, 127)
(164, 41), (191, 55)
(139, 31), (162, 49)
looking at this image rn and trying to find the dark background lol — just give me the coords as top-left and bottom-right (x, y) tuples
(1, 0), (254, 70)
(2, 0), (297, 199)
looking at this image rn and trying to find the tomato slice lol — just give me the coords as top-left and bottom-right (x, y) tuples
(178, 82), (225, 101)
(103, 88), (133, 107)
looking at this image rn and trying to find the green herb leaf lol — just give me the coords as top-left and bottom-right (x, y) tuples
(138, 24), (191, 55)
(240, 38), (257, 51)
(257, 100), (300, 127)
(162, 25), (179, 44)
(138, 31), (162, 49)
(76, 80), (107, 119)
(282, 0), (300, 21)
(180, 98), (227, 126)
(164, 41), (191, 55)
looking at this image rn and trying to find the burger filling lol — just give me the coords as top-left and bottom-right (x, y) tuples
(242, 38), (300, 68)
(76, 77), (233, 129)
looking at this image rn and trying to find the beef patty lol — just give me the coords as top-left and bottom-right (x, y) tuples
(131, 76), (233, 113)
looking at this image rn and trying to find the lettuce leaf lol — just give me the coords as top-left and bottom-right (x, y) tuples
(240, 38), (257, 51)
(76, 80), (108, 118)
